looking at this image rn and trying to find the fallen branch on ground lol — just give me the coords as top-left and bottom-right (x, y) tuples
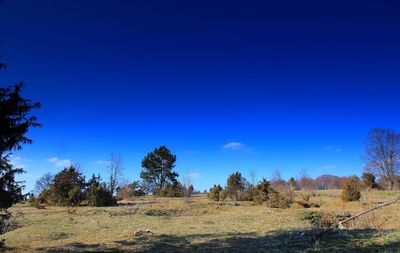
(337, 196), (400, 229)
(315, 195), (400, 242)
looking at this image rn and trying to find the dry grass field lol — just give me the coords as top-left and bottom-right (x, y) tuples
(1, 190), (400, 252)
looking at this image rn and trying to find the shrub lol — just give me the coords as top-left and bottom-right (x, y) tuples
(293, 199), (320, 208)
(50, 166), (85, 206)
(225, 172), (246, 201)
(68, 187), (84, 206)
(288, 177), (299, 190)
(49, 231), (70, 240)
(35, 201), (45, 209)
(303, 211), (356, 244)
(302, 211), (336, 228)
(219, 189), (226, 201)
(341, 176), (361, 202)
(0, 212), (18, 235)
(267, 188), (291, 208)
(116, 180), (145, 200)
(361, 172), (378, 190)
(301, 192), (311, 202)
(37, 189), (52, 205)
(238, 185), (254, 201)
(207, 184), (222, 201)
(28, 196), (36, 207)
(86, 183), (116, 207)
(253, 179), (271, 205)
(188, 185), (194, 196)
(0, 212), (11, 235)
(157, 182), (183, 197)
(29, 196), (45, 209)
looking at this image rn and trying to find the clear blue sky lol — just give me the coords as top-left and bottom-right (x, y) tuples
(1, 0), (400, 192)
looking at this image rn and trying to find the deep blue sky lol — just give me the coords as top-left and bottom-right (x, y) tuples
(1, 0), (400, 192)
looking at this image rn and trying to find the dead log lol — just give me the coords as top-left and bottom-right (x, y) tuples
(316, 195), (400, 241)
(337, 196), (400, 229)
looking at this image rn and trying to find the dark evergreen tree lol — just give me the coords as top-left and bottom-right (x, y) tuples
(253, 179), (272, 204)
(361, 172), (378, 189)
(0, 82), (41, 211)
(225, 172), (246, 201)
(85, 175), (116, 207)
(86, 174), (101, 188)
(140, 146), (179, 194)
(50, 166), (85, 206)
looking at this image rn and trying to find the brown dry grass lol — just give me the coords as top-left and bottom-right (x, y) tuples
(1, 190), (399, 252)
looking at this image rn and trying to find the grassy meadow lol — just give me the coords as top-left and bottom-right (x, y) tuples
(1, 190), (400, 252)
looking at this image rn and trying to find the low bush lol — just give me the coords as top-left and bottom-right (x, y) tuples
(116, 180), (146, 200)
(238, 185), (254, 201)
(301, 193), (311, 202)
(361, 172), (378, 190)
(68, 187), (84, 206)
(267, 188), (292, 209)
(292, 199), (320, 208)
(219, 189), (226, 201)
(207, 184), (223, 201)
(28, 196), (36, 207)
(0, 212), (18, 235)
(302, 211), (335, 228)
(253, 179), (271, 205)
(86, 183), (116, 207)
(225, 172), (246, 201)
(32, 198), (45, 209)
(341, 176), (361, 202)
(159, 182), (183, 198)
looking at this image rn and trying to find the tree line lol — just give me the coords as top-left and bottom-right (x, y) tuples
(206, 170), (377, 206)
(31, 145), (195, 207)
(1, 82), (400, 212)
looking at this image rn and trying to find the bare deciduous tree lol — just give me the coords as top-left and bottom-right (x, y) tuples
(108, 153), (124, 195)
(34, 172), (54, 195)
(249, 168), (257, 186)
(364, 128), (400, 190)
(182, 174), (192, 200)
(297, 168), (315, 190)
(271, 169), (283, 182)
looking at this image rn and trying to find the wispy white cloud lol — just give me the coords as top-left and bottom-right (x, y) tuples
(223, 141), (243, 151)
(47, 157), (71, 167)
(10, 155), (22, 164)
(186, 172), (202, 179)
(325, 146), (342, 153)
(10, 155), (31, 168)
(320, 165), (337, 170)
(95, 160), (110, 165)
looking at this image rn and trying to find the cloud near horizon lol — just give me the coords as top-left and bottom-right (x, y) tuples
(223, 141), (243, 151)
(320, 165), (337, 170)
(47, 157), (71, 167)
